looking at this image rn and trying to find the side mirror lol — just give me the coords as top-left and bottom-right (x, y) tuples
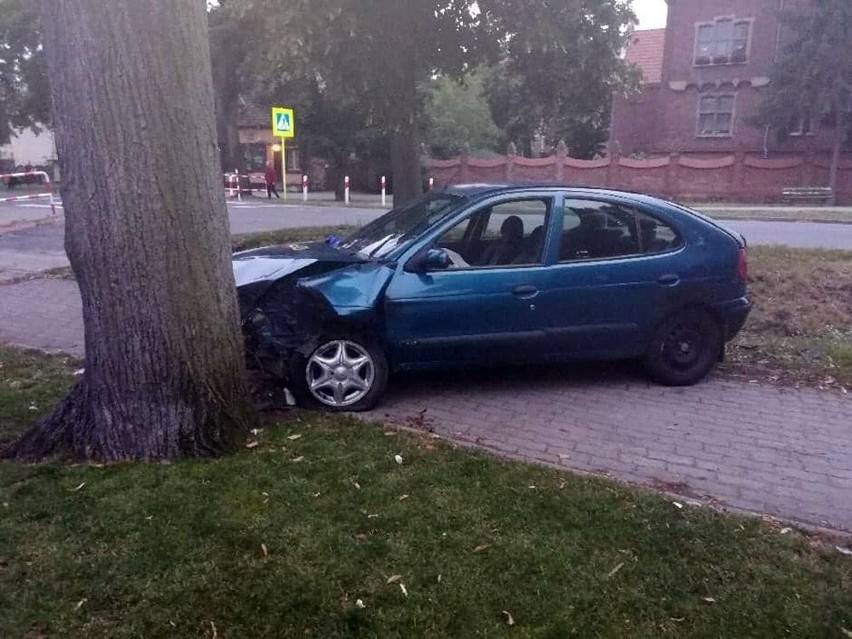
(406, 248), (451, 273)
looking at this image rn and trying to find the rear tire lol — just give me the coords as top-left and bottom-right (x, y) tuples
(644, 308), (722, 386)
(289, 330), (388, 412)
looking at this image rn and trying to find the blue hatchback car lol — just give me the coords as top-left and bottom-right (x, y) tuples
(234, 185), (751, 411)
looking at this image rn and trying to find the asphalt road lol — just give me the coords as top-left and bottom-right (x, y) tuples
(1, 200), (851, 259)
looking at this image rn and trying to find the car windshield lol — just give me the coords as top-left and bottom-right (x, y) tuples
(336, 193), (465, 260)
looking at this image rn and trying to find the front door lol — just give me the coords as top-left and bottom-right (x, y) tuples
(384, 197), (554, 368)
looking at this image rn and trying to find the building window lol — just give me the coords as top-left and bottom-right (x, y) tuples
(697, 94), (735, 137)
(695, 18), (752, 66)
(789, 114), (814, 137)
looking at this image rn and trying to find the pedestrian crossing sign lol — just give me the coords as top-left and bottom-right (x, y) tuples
(271, 107), (295, 138)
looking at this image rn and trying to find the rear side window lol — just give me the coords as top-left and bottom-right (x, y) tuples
(559, 199), (681, 262)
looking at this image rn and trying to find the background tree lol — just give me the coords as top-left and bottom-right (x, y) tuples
(424, 71), (503, 159)
(0, 0), (49, 145)
(752, 0), (852, 200)
(5, 0), (257, 461)
(233, 0), (487, 205)
(479, 0), (637, 158)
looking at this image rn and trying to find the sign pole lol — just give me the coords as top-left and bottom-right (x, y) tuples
(281, 140), (288, 201)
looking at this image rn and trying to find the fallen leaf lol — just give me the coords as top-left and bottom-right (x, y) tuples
(312, 492), (321, 498)
(394, 454), (403, 465)
(261, 492), (270, 503)
(355, 599), (366, 609)
(367, 513), (379, 518)
(702, 597), (716, 604)
(836, 546), (852, 556)
(528, 485), (536, 489)
(353, 482), (361, 490)
(780, 527), (792, 534)
(605, 562), (625, 579)
(384, 431), (397, 436)
(672, 501), (683, 509)
(291, 456), (304, 463)
(437, 574), (442, 583)
(287, 434), (302, 440)
(145, 515), (154, 521)
(473, 544), (491, 553)
(398, 494), (409, 501)
(261, 543), (268, 557)
(74, 598), (87, 611)
(73, 368), (85, 376)
(245, 441), (259, 449)
(250, 428), (264, 436)
(399, 583), (408, 597)
(502, 610), (515, 626)
(73, 482), (86, 492)
(386, 574), (402, 584)
(670, 617), (685, 622)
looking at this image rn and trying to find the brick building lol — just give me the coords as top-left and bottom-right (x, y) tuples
(610, 0), (847, 157)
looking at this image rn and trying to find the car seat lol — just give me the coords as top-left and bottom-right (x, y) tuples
(481, 215), (524, 265)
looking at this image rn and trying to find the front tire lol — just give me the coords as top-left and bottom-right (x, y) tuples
(644, 308), (722, 386)
(289, 331), (388, 411)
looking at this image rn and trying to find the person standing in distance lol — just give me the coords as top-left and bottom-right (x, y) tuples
(265, 160), (280, 199)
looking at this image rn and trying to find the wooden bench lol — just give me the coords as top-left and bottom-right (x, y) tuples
(781, 187), (834, 206)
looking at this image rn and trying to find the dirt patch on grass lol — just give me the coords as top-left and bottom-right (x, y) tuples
(724, 247), (852, 390)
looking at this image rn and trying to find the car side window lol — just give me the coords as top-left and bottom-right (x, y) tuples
(435, 198), (551, 268)
(559, 199), (681, 262)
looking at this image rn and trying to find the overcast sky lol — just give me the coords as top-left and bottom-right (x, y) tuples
(633, 0), (668, 29)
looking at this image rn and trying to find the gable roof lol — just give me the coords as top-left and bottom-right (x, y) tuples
(625, 28), (666, 84)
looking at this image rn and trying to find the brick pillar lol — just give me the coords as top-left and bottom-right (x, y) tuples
(506, 142), (517, 182)
(733, 152), (747, 201)
(459, 144), (470, 183)
(607, 151), (620, 189)
(555, 140), (567, 184)
(665, 153), (679, 198)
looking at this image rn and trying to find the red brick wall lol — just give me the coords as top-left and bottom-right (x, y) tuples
(425, 151), (852, 204)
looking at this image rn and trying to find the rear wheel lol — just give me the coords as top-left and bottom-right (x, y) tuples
(289, 332), (388, 411)
(644, 308), (722, 386)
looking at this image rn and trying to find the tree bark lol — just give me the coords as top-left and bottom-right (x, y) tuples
(390, 118), (423, 208)
(5, 0), (257, 461)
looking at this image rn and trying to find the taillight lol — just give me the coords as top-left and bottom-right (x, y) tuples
(736, 248), (748, 281)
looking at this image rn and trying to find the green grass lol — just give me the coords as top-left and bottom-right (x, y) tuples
(724, 246), (852, 388)
(695, 207), (852, 224)
(231, 225), (357, 252)
(1, 347), (851, 637)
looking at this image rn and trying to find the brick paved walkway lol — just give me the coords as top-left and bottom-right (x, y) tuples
(2, 278), (851, 532)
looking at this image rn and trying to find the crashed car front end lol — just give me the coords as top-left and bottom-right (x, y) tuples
(234, 243), (363, 387)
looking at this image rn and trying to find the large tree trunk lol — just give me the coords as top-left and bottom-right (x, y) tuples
(5, 0), (257, 461)
(390, 117), (423, 208)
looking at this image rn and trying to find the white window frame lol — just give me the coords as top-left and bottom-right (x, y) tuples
(789, 114), (815, 137)
(693, 16), (754, 66)
(696, 93), (736, 138)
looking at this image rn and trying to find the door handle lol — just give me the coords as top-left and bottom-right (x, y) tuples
(658, 274), (680, 287)
(512, 284), (538, 297)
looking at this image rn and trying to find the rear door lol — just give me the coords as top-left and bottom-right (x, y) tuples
(538, 197), (690, 359)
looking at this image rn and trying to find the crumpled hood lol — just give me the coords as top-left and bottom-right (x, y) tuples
(232, 241), (362, 287)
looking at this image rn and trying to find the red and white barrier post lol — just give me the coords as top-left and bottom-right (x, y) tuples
(381, 175), (387, 207)
(0, 171), (56, 215)
(302, 174), (309, 202)
(428, 177), (435, 191)
(344, 175), (350, 206)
